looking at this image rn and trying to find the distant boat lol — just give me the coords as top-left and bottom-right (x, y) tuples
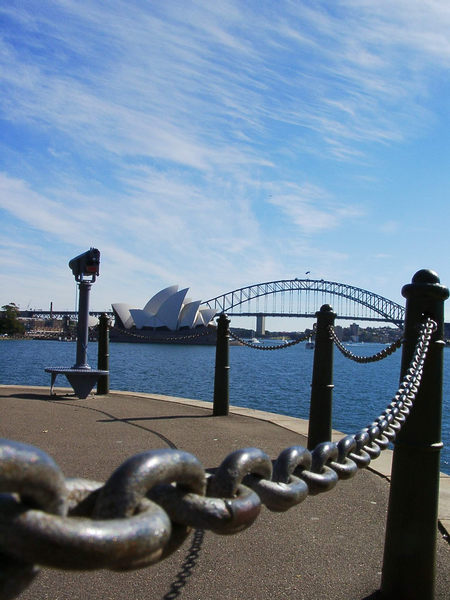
(305, 340), (315, 349)
(248, 330), (260, 344)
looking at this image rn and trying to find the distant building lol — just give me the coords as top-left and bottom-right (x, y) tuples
(333, 325), (344, 340)
(349, 322), (360, 342)
(111, 286), (217, 344)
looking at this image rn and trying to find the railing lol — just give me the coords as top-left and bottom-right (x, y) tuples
(0, 270), (447, 600)
(212, 269), (448, 600)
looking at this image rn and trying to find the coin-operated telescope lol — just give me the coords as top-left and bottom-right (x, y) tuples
(69, 247), (100, 282)
(45, 247), (108, 399)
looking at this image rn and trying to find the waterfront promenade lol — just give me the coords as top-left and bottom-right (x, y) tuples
(1, 384), (449, 599)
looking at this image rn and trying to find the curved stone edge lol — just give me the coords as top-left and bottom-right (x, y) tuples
(0, 384), (448, 537)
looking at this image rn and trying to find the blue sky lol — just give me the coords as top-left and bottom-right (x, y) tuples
(1, 0), (449, 328)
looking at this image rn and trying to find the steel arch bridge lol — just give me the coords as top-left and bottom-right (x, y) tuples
(202, 278), (405, 327)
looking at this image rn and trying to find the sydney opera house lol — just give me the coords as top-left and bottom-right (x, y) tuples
(111, 285), (217, 344)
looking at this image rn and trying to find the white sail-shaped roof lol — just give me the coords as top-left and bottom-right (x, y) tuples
(156, 288), (189, 331)
(111, 303), (134, 329)
(143, 285), (178, 315)
(179, 300), (201, 329)
(196, 307), (216, 327)
(193, 313), (204, 327)
(88, 315), (99, 328)
(113, 286), (214, 332)
(129, 309), (164, 330)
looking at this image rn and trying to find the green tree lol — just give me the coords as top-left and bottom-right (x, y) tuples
(0, 303), (25, 336)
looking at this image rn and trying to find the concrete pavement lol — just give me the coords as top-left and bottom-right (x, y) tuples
(0, 384), (449, 600)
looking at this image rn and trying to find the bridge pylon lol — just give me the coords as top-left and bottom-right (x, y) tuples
(256, 315), (265, 336)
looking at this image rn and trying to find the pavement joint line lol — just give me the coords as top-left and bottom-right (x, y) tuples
(1, 384), (449, 538)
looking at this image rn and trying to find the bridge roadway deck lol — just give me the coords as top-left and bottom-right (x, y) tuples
(0, 385), (449, 600)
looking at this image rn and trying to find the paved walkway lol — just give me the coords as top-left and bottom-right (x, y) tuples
(0, 385), (449, 600)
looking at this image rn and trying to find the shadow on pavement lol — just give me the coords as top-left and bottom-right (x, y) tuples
(96, 414), (211, 423)
(3, 392), (77, 401)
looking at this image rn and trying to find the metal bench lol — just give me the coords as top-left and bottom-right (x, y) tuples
(45, 367), (108, 399)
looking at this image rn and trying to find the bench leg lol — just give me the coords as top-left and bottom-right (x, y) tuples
(49, 373), (57, 396)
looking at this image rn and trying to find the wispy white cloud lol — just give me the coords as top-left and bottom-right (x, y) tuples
(380, 221), (399, 235)
(0, 1), (448, 312)
(1, 0), (447, 167)
(267, 183), (364, 233)
(0, 173), (111, 240)
(0, 168), (272, 302)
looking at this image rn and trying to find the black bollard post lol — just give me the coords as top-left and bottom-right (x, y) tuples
(213, 313), (230, 416)
(307, 304), (336, 449)
(97, 313), (110, 395)
(380, 270), (449, 600)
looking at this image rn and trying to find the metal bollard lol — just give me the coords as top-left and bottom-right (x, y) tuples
(307, 304), (336, 449)
(97, 313), (110, 395)
(213, 313), (230, 416)
(380, 270), (449, 600)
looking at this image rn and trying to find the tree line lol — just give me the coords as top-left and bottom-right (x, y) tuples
(0, 303), (25, 336)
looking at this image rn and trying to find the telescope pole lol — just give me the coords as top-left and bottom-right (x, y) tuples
(73, 280), (91, 369)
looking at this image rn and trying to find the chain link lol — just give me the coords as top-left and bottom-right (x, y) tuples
(329, 326), (403, 362)
(228, 330), (311, 350)
(0, 317), (437, 598)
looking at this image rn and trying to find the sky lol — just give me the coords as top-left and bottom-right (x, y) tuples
(1, 0), (449, 330)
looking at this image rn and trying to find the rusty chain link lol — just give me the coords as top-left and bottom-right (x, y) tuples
(0, 317), (436, 598)
(329, 326), (403, 362)
(228, 330), (310, 350)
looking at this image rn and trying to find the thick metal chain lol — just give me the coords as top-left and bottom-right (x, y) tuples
(228, 330), (310, 350)
(329, 326), (403, 363)
(0, 318), (436, 599)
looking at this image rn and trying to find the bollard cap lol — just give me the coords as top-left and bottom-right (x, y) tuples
(412, 269), (440, 285)
(402, 269), (449, 301)
(319, 304), (334, 312)
(216, 312), (230, 325)
(315, 304), (336, 319)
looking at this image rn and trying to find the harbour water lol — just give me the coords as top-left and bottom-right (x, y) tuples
(0, 339), (449, 474)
